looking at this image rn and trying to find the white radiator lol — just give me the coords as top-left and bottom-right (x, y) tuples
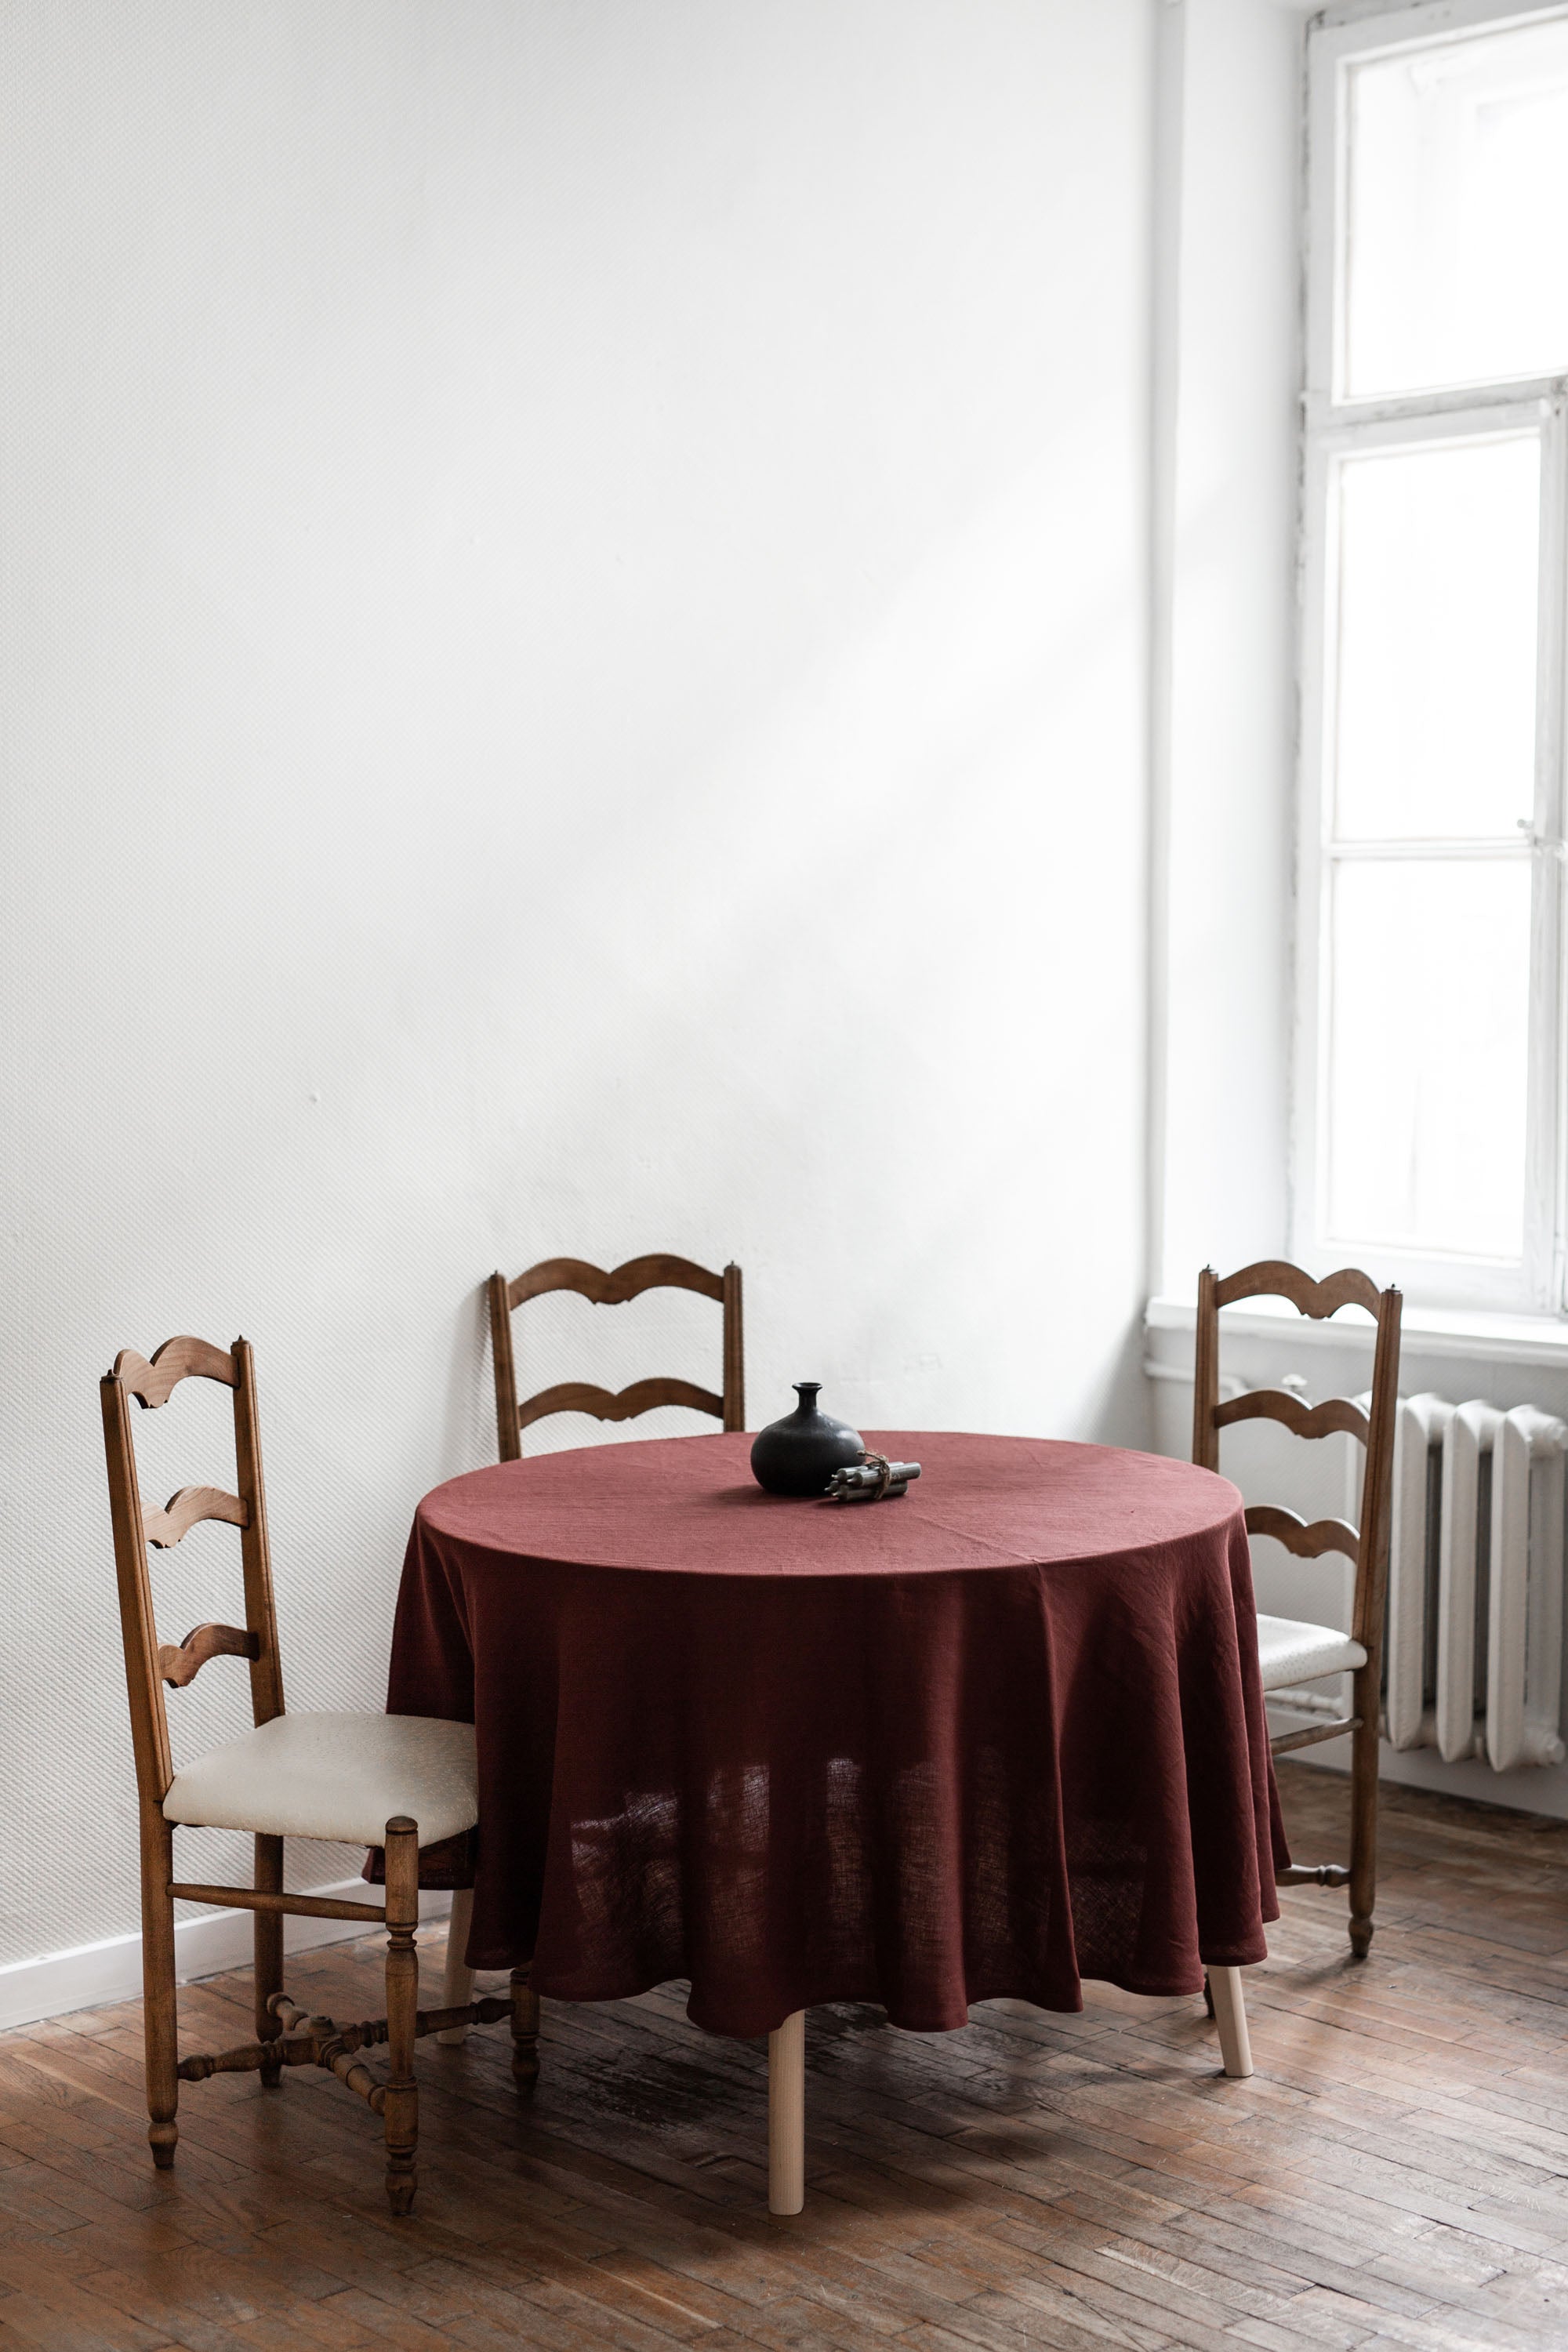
(1386, 1395), (1568, 1770)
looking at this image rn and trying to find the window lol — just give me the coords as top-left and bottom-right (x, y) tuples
(1298, 1), (1568, 1310)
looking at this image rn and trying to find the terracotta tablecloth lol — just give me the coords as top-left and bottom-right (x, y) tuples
(386, 1431), (1283, 2037)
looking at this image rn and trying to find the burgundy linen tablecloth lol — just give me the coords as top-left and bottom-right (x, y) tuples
(387, 1431), (1283, 2037)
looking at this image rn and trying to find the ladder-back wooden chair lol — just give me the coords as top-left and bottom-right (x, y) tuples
(440, 1256), (745, 2037)
(100, 1334), (537, 2215)
(487, 1254), (744, 1461)
(1193, 1260), (1402, 1958)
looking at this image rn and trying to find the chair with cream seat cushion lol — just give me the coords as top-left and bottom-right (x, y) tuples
(100, 1333), (532, 2220)
(1193, 1260), (1403, 1964)
(1255, 1615), (1367, 1694)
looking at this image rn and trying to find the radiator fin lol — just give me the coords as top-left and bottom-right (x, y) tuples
(1387, 1394), (1566, 1771)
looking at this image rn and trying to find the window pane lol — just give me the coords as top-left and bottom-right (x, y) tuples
(1326, 858), (1530, 1259)
(1344, 18), (1568, 397)
(1334, 435), (1539, 842)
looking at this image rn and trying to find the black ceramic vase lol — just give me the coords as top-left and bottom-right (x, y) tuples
(750, 1383), (865, 1497)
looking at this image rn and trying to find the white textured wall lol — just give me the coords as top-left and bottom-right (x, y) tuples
(1144, 3), (1568, 1826)
(1156, 0), (1306, 1292)
(1, 0), (1154, 1974)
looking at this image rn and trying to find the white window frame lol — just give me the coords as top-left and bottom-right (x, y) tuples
(1295, 0), (1568, 1312)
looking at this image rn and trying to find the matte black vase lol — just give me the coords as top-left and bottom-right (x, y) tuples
(750, 1383), (865, 1497)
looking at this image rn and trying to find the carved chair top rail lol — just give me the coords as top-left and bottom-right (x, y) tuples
(1212, 1260), (1385, 1319)
(1214, 1390), (1372, 1446)
(112, 1336), (239, 1407)
(516, 1376), (724, 1432)
(505, 1254), (728, 1311)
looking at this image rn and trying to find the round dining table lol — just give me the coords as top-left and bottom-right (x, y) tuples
(386, 1429), (1283, 2209)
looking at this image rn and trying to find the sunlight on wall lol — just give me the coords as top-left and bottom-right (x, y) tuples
(0, 0), (1153, 1969)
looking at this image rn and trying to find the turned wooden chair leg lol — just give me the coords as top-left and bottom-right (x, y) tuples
(1208, 1966), (1254, 2078)
(510, 1965), (540, 2088)
(254, 1833), (285, 2086)
(1348, 1662), (1379, 1958)
(768, 2009), (805, 2215)
(382, 1817), (420, 2216)
(141, 1806), (179, 2169)
(437, 1884), (476, 2046)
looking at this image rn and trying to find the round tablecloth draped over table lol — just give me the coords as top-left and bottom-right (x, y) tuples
(386, 1432), (1286, 2038)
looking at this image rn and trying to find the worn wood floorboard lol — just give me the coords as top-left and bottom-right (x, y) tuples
(3, 1769), (1568, 2348)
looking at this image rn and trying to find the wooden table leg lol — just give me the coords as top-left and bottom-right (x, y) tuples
(437, 1886), (475, 2045)
(1208, 1965), (1254, 2078)
(768, 2009), (805, 2214)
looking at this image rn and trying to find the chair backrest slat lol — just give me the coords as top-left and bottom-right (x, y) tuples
(1216, 1390), (1371, 1446)
(490, 1255), (744, 1458)
(517, 1377), (725, 1432)
(1244, 1504), (1363, 1561)
(100, 1334), (285, 1807)
(143, 1485), (249, 1548)
(158, 1621), (261, 1687)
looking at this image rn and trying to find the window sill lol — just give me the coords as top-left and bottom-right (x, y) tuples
(1145, 1294), (1568, 1368)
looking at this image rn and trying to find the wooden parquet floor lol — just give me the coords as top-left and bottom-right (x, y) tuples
(5, 1764), (1568, 2350)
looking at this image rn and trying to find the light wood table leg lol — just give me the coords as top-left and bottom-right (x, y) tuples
(437, 1885), (475, 2045)
(768, 2009), (805, 2214)
(1208, 1965), (1254, 2078)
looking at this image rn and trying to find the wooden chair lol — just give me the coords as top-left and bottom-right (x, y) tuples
(1192, 1260), (1403, 1958)
(487, 1253), (745, 1461)
(100, 1334), (539, 2216)
(438, 1257), (746, 2041)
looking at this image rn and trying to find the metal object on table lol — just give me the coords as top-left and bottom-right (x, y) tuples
(824, 1450), (921, 1503)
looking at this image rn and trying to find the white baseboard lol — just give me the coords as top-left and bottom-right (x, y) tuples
(0, 1878), (453, 2034)
(1281, 1727), (1568, 1822)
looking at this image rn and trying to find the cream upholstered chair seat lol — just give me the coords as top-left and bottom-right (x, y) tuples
(162, 1711), (477, 1846)
(1256, 1613), (1367, 1694)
